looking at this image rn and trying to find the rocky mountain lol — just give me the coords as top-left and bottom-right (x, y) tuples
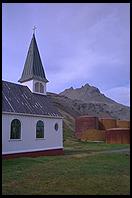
(60, 83), (119, 104)
(47, 83), (130, 133)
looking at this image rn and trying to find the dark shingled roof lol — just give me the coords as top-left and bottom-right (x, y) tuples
(2, 81), (62, 117)
(18, 33), (48, 83)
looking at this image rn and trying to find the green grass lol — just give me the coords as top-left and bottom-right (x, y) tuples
(2, 130), (130, 195)
(64, 134), (130, 153)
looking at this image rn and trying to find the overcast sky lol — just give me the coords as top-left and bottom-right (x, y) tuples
(2, 3), (130, 106)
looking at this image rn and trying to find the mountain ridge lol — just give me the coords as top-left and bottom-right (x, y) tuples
(59, 83), (127, 106)
(47, 83), (130, 133)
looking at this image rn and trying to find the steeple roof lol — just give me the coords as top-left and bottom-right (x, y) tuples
(18, 33), (48, 83)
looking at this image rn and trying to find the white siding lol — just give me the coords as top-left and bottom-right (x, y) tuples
(2, 113), (63, 154)
(21, 79), (47, 95)
(22, 80), (33, 91)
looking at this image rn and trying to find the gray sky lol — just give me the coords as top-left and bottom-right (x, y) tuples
(2, 3), (130, 106)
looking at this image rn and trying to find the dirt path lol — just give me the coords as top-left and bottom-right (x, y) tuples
(65, 148), (130, 158)
(97, 148), (130, 154)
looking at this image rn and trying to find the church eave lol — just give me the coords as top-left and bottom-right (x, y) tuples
(18, 76), (49, 83)
(2, 111), (63, 119)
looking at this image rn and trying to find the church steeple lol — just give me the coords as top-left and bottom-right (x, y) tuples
(18, 32), (48, 95)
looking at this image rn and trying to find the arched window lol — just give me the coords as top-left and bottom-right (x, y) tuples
(54, 123), (59, 131)
(35, 82), (39, 92)
(36, 120), (44, 138)
(40, 83), (44, 93)
(10, 119), (21, 139)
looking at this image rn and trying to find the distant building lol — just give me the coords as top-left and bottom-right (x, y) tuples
(2, 33), (63, 158)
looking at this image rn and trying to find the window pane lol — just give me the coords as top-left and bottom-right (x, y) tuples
(55, 123), (58, 131)
(10, 119), (21, 139)
(35, 82), (39, 92)
(40, 83), (44, 93)
(36, 120), (44, 138)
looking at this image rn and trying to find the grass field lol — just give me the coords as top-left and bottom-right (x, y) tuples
(2, 131), (130, 195)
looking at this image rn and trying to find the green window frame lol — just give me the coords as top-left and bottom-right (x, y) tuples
(36, 120), (44, 138)
(10, 119), (21, 139)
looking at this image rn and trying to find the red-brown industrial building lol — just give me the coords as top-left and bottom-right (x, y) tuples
(75, 115), (130, 144)
(75, 116), (98, 139)
(105, 128), (130, 144)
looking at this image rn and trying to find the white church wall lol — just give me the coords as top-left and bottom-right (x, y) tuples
(22, 80), (34, 92)
(22, 80), (47, 95)
(2, 113), (63, 154)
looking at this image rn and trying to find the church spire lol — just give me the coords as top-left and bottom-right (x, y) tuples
(18, 32), (48, 95)
(18, 33), (48, 83)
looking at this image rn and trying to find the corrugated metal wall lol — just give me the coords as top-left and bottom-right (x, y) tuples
(106, 128), (130, 144)
(80, 129), (106, 141)
(116, 120), (130, 128)
(75, 116), (98, 138)
(99, 118), (116, 130)
(75, 115), (130, 143)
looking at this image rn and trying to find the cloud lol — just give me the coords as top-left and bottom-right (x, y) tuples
(104, 85), (130, 106)
(45, 4), (130, 93)
(2, 3), (130, 105)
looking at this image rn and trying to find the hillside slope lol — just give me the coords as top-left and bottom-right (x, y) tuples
(47, 84), (130, 134)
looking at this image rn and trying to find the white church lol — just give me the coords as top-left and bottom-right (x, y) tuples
(2, 32), (63, 158)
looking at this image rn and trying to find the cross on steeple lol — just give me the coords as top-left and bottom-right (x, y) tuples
(33, 26), (37, 35)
